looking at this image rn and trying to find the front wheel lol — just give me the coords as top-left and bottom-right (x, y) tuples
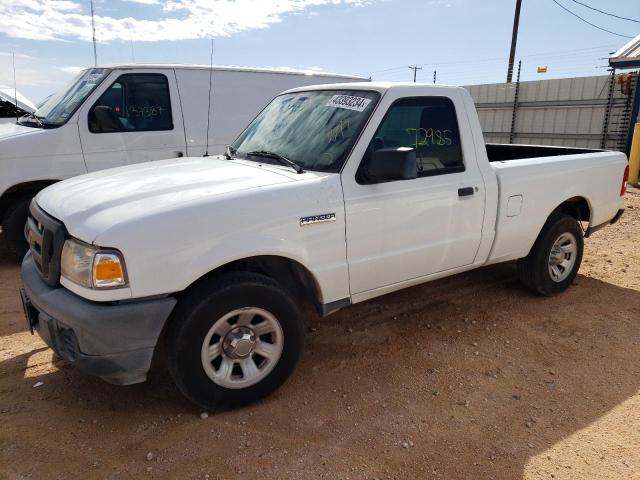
(166, 272), (305, 409)
(517, 213), (584, 296)
(2, 197), (31, 259)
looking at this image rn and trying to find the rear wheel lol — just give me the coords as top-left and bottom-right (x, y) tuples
(517, 213), (584, 296)
(2, 197), (31, 259)
(166, 272), (305, 409)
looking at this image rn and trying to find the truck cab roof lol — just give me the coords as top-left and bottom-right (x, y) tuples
(283, 81), (468, 95)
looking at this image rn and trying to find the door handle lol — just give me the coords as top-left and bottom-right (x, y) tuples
(176, 151), (184, 158)
(458, 187), (474, 197)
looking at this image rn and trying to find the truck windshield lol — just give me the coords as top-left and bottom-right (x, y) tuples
(231, 90), (380, 173)
(27, 68), (111, 128)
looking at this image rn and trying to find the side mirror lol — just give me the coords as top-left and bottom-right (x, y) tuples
(92, 105), (121, 132)
(360, 147), (418, 184)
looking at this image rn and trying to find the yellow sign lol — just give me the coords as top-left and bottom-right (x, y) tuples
(537, 66), (548, 74)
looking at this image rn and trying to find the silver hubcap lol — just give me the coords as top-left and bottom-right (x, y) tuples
(201, 307), (284, 389)
(548, 232), (577, 282)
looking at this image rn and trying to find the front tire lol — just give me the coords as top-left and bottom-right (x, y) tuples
(517, 213), (584, 296)
(2, 197), (31, 259)
(166, 272), (305, 409)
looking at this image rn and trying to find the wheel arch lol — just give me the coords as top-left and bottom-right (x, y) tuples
(550, 195), (592, 225)
(0, 180), (60, 221)
(178, 254), (323, 313)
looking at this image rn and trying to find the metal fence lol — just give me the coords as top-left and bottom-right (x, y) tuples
(464, 73), (638, 152)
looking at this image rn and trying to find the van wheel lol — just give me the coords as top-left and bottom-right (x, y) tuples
(2, 197), (31, 259)
(166, 272), (305, 409)
(517, 213), (584, 296)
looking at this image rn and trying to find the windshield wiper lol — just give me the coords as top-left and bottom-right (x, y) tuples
(246, 150), (305, 174)
(17, 112), (45, 128)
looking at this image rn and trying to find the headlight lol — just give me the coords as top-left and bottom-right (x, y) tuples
(61, 238), (128, 289)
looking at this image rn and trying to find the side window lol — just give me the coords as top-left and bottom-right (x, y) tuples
(89, 74), (173, 133)
(364, 96), (464, 177)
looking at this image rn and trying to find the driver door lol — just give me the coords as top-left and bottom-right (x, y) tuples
(341, 92), (485, 296)
(78, 69), (186, 172)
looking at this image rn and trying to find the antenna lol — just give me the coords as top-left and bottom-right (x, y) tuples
(204, 38), (214, 157)
(12, 53), (18, 123)
(90, 0), (98, 66)
(127, 22), (135, 63)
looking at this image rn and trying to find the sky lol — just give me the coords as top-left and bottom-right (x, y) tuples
(0, 0), (638, 102)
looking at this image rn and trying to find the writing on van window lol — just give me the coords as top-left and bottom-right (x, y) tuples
(126, 105), (167, 119)
(85, 73), (104, 82)
(406, 127), (453, 147)
(326, 94), (372, 112)
(89, 73), (173, 133)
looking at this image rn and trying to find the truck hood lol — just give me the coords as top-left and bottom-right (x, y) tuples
(36, 156), (307, 242)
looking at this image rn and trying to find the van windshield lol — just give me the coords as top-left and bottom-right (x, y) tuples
(231, 90), (380, 173)
(26, 68), (111, 128)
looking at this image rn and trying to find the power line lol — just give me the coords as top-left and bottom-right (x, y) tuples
(366, 43), (619, 76)
(567, 0), (640, 24)
(551, 0), (633, 38)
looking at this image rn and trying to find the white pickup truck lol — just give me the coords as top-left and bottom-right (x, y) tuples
(20, 82), (628, 409)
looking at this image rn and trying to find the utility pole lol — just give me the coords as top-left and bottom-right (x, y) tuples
(90, 0), (98, 66)
(506, 0), (522, 83)
(409, 65), (422, 83)
(433, 70), (437, 84)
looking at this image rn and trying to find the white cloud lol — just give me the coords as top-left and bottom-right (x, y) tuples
(0, 53), (84, 102)
(0, 52), (36, 59)
(121, 0), (160, 4)
(0, 0), (377, 43)
(58, 65), (85, 74)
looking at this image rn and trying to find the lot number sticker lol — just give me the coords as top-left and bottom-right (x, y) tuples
(326, 95), (371, 112)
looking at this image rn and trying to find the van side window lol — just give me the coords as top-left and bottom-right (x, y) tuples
(89, 74), (173, 133)
(364, 97), (464, 177)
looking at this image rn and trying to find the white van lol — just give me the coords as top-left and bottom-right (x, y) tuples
(0, 64), (366, 255)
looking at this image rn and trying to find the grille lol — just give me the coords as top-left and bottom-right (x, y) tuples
(25, 201), (66, 287)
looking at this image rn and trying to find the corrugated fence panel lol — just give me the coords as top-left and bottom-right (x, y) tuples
(464, 75), (634, 152)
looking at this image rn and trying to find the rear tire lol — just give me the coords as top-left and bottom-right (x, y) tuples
(166, 272), (305, 410)
(2, 197), (31, 259)
(517, 213), (584, 296)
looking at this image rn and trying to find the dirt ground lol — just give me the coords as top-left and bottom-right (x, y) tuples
(1, 189), (640, 480)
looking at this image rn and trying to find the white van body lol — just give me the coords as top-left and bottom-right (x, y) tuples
(0, 65), (365, 252)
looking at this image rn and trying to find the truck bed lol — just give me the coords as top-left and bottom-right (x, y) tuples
(486, 143), (601, 162)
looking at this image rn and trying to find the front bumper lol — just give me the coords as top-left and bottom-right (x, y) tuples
(21, 253), (177, 385)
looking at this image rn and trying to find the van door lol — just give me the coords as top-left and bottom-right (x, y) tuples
(78, 69), (186, 172)
(341, 93), (485, 295)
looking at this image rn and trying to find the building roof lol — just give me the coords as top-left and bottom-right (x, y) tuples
(609, 33), (640, 69)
